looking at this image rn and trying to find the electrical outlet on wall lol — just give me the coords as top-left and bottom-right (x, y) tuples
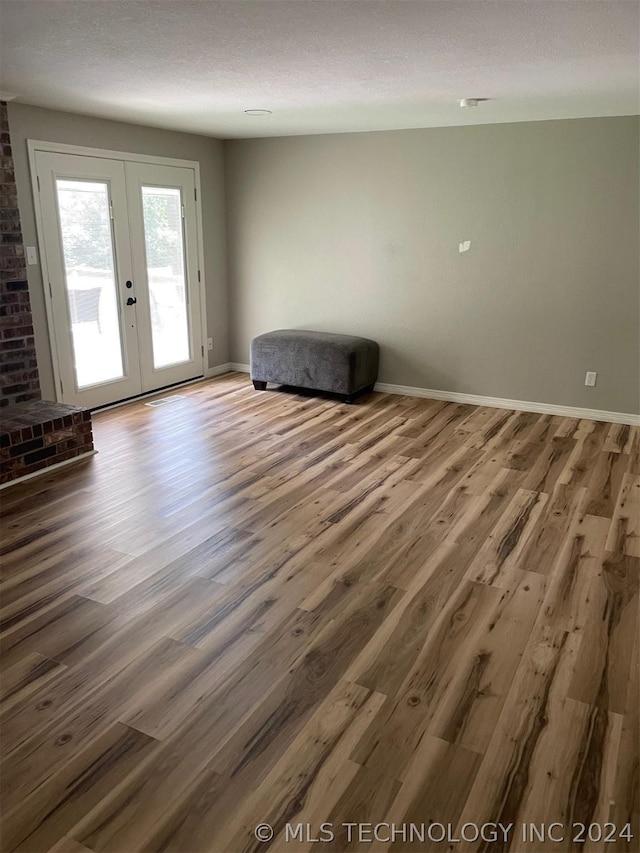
(585, 371), (597, 387)
(207, 337), (213, 351)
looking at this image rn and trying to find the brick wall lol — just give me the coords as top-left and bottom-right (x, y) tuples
(1, 100), (41, 407)
(0, 400), (94, 485)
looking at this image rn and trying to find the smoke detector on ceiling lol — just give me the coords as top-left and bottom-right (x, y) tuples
(459, 98), (479, 108)
(244, 109), (272, 116)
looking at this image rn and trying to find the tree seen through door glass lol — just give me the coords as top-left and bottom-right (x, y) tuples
(56, 179), (125, 388)
(141, 186), (191, 369)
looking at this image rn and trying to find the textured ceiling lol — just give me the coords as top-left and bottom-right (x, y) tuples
(1, 0), (638, 139)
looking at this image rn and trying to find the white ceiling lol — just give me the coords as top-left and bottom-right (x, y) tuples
(1, 0), (638, 139)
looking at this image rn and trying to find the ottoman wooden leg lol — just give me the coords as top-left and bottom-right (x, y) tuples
(252, 380), (267, 391)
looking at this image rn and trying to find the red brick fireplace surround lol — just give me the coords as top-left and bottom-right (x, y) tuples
(0, 400), (94, 485)
(1, 101), (39, 406)
(1, 100), (94, 487)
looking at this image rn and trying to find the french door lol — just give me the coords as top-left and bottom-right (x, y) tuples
(34, 150), (204, 408)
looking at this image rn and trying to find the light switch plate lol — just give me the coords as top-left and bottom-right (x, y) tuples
(26, 246), (38, 265)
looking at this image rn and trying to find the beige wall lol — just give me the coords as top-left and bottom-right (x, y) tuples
(8, 103), (228, 401)
(225, 116), (640, 415)
(9, 106), (639, 415)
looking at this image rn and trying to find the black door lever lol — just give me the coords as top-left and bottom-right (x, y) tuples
(126, 297), (137, 306)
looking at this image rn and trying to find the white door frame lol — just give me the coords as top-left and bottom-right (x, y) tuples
(35, 152), (143, 406)
(27, 139), (208, 404)
(125, 161), (203, 391)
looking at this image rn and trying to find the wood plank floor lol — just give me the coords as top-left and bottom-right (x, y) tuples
(1, 374), (638, 853)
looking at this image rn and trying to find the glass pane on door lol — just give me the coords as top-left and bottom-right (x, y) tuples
(56, 179), (124, 388)
(141, 186), (191, 369)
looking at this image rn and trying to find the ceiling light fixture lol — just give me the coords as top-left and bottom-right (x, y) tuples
(244, 109), (272, 116)
(459, 98), (479, 108)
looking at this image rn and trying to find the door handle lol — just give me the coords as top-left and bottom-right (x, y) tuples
(126, 297), (137, 306)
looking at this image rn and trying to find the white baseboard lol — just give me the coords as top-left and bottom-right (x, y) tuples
(205, 362), (234, 378)
(205, 364), (639, 426)
(374, 382), (640, 426)
(0, 450), (97, 491)
(205, 363), (250, 377)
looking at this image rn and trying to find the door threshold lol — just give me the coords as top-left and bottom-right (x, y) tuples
(90, 376), (206, 413)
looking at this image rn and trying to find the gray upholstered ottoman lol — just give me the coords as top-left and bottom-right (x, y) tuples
(250, 329), (379, 402)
